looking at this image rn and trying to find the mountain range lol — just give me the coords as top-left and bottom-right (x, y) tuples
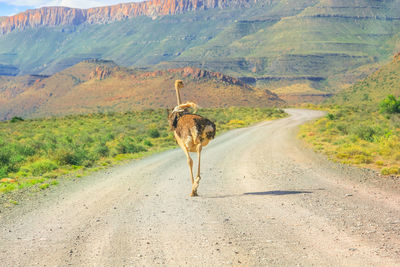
(0, 60), (283, 120)
(0, 0), (399, 99)
(0, 0), (262, 34)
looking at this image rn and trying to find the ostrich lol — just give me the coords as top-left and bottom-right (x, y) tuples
(168, 80), (216, 197)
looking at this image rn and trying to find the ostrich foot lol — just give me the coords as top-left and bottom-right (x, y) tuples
(190, 176), (201, 197)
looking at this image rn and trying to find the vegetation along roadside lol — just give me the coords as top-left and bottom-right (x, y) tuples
(299, 54), (400, 176)
(0, 107), (286, 199)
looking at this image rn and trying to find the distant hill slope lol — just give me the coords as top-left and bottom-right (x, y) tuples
(0, 60), (283, 120)
(331, 53), (400, 107)
(0, 0), (399, 97)
(299, 53), (400, 175)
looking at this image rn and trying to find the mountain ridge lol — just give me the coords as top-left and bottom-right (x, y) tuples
(0, 0), (266, 34)
(0, 0), (399, 98)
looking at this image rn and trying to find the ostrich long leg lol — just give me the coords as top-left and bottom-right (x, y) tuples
(182, 145), (196, 196)
(182, 146), (194, 185)
(196, 144), (202, 179)
(186, 151), (194, 185)
(192, 143), (202, 196)
(175, 133), (194, 185)
(181, 144), (198, 197)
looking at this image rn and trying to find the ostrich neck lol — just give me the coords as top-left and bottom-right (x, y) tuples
(175, 87), (182, 105)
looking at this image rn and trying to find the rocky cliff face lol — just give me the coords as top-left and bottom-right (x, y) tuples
(0, 0), (263, 34)
(89, 66), (114, 80)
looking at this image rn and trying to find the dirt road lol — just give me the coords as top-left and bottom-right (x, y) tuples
(1, 109), (399, 266)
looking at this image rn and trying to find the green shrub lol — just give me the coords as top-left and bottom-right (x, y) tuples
(0, 148), (11, 166)
(10, 116), (24, 123)
(380, 95), (400, 114)
(26, 159), (58, 176)
(143, 140), (153, 147)
(326, 113), (335, 120)
(40, 183), (50, 190)
(117, 137), (147, 154)
(1, 183), (17, 193)
(17, 144), (36, 157)
(94, 144), (109, 157)
(336, 123), (348, 134)
(82, 159), (95, 167)
(0, 144), (26, 175)
(54, 149), (85, 166)
(148, 128), (160, 138)
(381, 167), (400, 175)
(352, 125), (377, 142)
(0, 166), (7, 178)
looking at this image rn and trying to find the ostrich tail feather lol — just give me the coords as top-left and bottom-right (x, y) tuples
(173, 102), (198, 113)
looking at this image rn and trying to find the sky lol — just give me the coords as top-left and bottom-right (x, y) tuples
(0, 0), (141, 16)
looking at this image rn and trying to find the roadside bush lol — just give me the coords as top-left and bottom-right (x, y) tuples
(381, 166), (400, 175)
(17, 144), (36, 157)
(10, 116), (24, 123)
(336, 123), (349, 134)
(54, 149), (86, 166)
(351, 125), (378, 142)
(380, 95), (400, 114)
(25, 159), (58, 176)
(0, 147), (11, 166)
(0, 145), (26, 175)
(117, 137), (147, 154)
(143, 139), (153, 147)
(94, 143), (109, 157)
(148, 128), (160, 138)
(0, 166), (7, 178)
(326, 113), (335, 120)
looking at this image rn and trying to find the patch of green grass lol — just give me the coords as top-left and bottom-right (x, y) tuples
(0, 107), (286, 195)
(23, 159), (58, 176)
(381, 166), (400, 175)
(0, 183), (17, 193)
(39, 183), (50, 190)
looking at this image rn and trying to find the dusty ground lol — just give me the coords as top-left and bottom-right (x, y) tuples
(0, 109), (399, 266)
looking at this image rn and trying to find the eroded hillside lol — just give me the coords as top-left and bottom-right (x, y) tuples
(0, 60), (284, 120)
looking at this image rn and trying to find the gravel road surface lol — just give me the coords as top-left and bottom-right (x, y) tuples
(1, 109), (399, 266)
